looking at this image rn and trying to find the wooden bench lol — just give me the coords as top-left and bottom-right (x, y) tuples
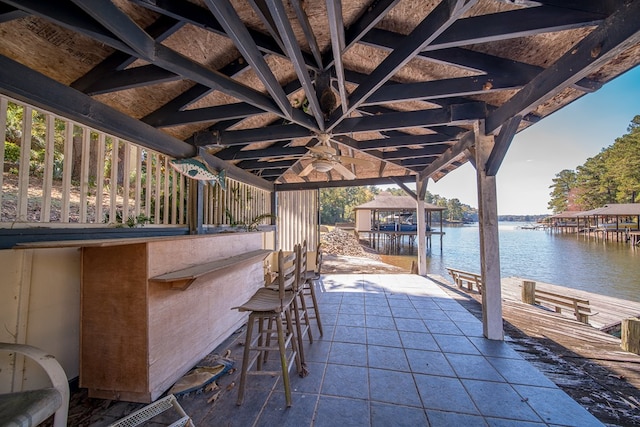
(446, 267), (482, 293)
(533, 289), (596, 324)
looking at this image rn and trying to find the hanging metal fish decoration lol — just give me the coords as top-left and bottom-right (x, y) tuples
(170, 156), (226, 190)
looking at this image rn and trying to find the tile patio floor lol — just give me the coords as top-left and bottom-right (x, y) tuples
(92, 273), (604, 427)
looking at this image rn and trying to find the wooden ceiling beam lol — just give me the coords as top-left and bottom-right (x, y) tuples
(266, 0), (325, 129)
(0, 4), (26, 22)
(356, 134), (456, 150)
(486, 115), (522, 176)
(336, 0), (476, 123)
(73, 16), (189, 95)
(486, 0), (640, 134)
(141, 56), (252, 126)
(365, 73), (528, 105)
(215, 146), (309, 161)
(326, 0), (349, 116)
(204, 0), (296, 122)
(236, 159), (298, 170)
(132, 0), (317, 68)
(361, 6), (605, 52)
(381, 146), (448, 160)
(0, 54), (195, 159)
(333, 102), (485, 134)
(290, 0), (323, 69)
(275, 175), (416, 191)
(419, 130), (475, 181)
(4, 0), (137, 55)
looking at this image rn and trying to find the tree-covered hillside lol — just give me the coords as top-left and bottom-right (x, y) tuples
(548, 115), (640, 213)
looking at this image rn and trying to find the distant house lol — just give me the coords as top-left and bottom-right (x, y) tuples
(354, 192), (445, 232)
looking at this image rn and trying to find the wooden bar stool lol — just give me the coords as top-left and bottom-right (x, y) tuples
(232, 249), (301, 407)
(302, 242), (324, 337)
(265, 244), (312, 374)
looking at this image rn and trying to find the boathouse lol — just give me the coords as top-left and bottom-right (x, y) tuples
(354, 192), (445, 253)
(1, 1), (640, 424)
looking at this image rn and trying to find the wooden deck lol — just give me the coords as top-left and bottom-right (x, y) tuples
(431, 274), (640, 424)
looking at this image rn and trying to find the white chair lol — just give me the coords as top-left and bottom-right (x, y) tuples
(0, 343), (69, 427)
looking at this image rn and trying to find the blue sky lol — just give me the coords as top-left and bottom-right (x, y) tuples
(425, 65), (640, 215)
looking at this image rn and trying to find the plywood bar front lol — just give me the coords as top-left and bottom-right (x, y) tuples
(80, 233), (268, 403)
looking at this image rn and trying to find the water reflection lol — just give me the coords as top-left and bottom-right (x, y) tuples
(379, 222), (640, 302)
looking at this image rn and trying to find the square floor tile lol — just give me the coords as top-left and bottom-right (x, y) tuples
(454, 321), (485, 337)
(333, 325), (367, 344)
(289, 361), (325, 394)
(336, 313), (366, 327)
(394, 317), (428, 333)
(365, 315), (396, 330)
(433, 334), (481, 355)
(445, 353), (505, 382)
(371, 402), (428, 427)
(390, 305), (420, 319)
(314, 396), (370, 427)
(339, 303), (365, 315)
(414, 374), (479, 414)
(328, 342), (368, 366)
(399, 331), (440, 351)
(426, 409), (489, 427)
(368, 345), (410, 371)
(365, 305), (392, 317)
(369, 368), (422, 407)
(486, 418), (546, 427)
(425, 319), (463, 335)
(463, 379), (543, 422)
(366, 328), (402, 347)
(487, 357), (556, 387)
(303, 339), (332, 363)
(254, 392), (318, 427)
(469, 337), (522, 359)
(321, 364), (369, 399)
(405, 348), (456, 377)
(513, 385), (604, 426)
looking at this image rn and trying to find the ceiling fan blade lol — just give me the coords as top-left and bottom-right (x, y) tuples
(308, 145), (336, 156)
(337, 156), (371, 166)
(332, 162), (356, 180)
(266, 154), (307, 162)
(299, 162), (316, 177)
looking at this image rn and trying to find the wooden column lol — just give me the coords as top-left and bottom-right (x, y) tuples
(475, 122), (503, 340)
(188, 180), (204, 235)
(621, 318), (640, 355)
(522, 280), (536, 304)
(416, 177), (428, 275)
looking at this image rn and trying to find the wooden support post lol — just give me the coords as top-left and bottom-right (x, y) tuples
(416, 177), (428, 275)
(522, 280), (536, 305)
(621, 318), (640, 355)
(475, 121), (504, 340)
(188, 180), (204, 235)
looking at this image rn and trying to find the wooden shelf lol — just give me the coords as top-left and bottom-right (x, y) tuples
(149, 249), (272, 290)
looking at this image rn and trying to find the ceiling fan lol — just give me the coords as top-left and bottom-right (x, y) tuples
(271, 133), (370, 180)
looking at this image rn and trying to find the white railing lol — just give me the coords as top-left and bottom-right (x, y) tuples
(1, 94), (274, 231)
(1, 94), (186, 227)
(203, 178), (272, 229)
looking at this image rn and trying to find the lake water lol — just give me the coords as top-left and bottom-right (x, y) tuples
(380, 222), (640, 302)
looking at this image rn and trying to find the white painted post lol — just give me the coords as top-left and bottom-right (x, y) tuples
(416, 177), (428, 275)
(475, 122), (504, 340)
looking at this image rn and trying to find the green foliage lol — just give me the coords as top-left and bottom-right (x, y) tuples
(548, 169), (577, 213)
(319, 186), (476, 225)
(104, 211), (150, 228)
(4, 141), (20, 162)
(548, 115), (640, 212)
(224, 209), (276, 231)
(320, 186), (379, 224)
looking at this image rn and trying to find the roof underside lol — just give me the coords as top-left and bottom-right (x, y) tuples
(0, 0), (639, 192)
